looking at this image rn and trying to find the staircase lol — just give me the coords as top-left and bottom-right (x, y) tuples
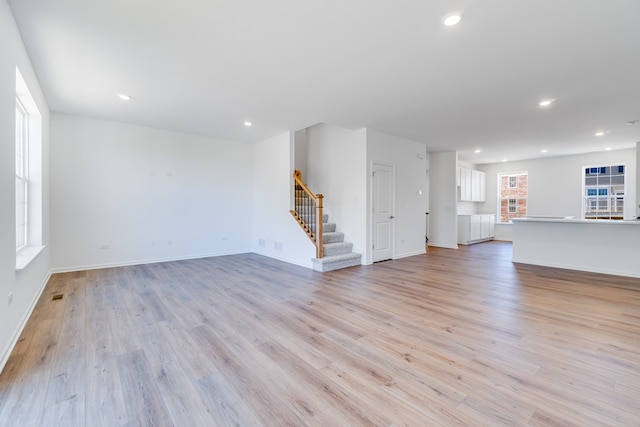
(290, 170), (361, 272)
(311, 214), (362, 272)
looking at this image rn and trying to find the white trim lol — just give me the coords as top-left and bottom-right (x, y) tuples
(370, 161), (396, 263)
(50, 249), (253, 274)
(581, 163), (626, 220)
(393, 249), (427, 259)
(251, 250), (313, 269)
(16, 245), (45, 270)
(497, 171), (528, 224)
(0, 272), (51, 374)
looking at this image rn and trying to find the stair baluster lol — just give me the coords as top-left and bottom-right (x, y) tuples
(291, 170), (323, 258)
(291, 170), (360, 270)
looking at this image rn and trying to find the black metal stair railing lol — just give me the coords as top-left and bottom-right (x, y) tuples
(290, 171), (324, 258)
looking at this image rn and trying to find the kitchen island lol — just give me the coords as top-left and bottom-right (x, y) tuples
(511, 217), (640, 278)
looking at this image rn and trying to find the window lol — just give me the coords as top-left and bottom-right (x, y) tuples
(15, 67), (44, 269)
(583, 164), (625, 220)
(498, 172), (528, 223)
(15, 99), (28, 251)
(586, 167), (606, 175)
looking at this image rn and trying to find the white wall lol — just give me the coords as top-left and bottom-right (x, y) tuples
(367, 129), (428, 262)
(1, 0), (51, 372)
(637, 142), (640, 218)
(479, 148), (637, 241)
(251, 131), (316, 267)
(294, 128), (308, 175)
(306, 124), (368, 259)
(428, 151), (458, 249)
(50, 113), (253, 271)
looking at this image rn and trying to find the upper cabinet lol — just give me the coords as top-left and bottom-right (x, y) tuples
(458, 167), (485, 202)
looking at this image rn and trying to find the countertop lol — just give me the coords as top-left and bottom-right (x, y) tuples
(512, 217), (640, 225)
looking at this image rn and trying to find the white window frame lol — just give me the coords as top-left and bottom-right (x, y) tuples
(497, 172), (528, 224)
(15, 67), (44, 270)
(15, 98), (29, 251)
(582, 164), (625, 220)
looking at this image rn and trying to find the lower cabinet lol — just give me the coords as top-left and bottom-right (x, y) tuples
(458, 214), (495, 245)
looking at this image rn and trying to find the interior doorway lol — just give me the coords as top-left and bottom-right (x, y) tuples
(372, 162), (395, 262)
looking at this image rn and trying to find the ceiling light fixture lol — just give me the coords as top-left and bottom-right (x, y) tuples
(244, 121), (252, 127)
(117, 93), (132, 101)
(474, 149), (481, 153)
(605, 147), (612, 151)
(538, 98), (556, 107)
(594, 131), (605, 137)
(502, 159), (508, 162)
(443, 13), (462, 26)
(541, 149), (548, 153)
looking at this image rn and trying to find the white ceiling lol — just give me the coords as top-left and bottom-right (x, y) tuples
(8, 0), (640, 164)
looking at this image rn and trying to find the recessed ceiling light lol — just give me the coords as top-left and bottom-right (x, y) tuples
(541, 149), (548, 153)
(117, 93), (132, 101)
(474, 149), (481, 154)
(538, 98), (556, 107)
(594, 131), (605, 137)
(502, 159), (508, 162)
(605, 147), (612, 151)
(244, 121), (252, 127)
(443, 13), (462, 26)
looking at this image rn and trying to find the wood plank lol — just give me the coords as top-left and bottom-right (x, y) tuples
(1, 243), (639, 426)
(116, 350), (172, 426)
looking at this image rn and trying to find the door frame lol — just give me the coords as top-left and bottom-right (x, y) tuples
(370, 161), (396, 263)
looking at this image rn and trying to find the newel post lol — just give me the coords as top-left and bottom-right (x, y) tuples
(316, 194), (324, 258)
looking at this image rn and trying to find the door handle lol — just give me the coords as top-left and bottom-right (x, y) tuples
(390, 215), (395, 219)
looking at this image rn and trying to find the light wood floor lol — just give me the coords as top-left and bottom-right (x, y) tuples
(1, 242), (639, 426)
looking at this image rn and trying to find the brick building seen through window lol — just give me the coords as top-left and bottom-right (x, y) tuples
(498, 172), (528, 223)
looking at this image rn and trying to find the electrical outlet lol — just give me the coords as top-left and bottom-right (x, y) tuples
(258, 238), (265, 246)
(274, 241), (283, 250)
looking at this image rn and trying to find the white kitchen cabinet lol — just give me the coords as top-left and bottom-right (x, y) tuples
(458, 168), (486, 202)
(458, 214), (495, 244)
(459, 167), (472, 201)
(472, 169), (486, 202)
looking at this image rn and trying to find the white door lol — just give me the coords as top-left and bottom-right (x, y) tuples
(372, 163), (394, 262)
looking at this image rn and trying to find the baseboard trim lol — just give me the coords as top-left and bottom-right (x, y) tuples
(251, 250), (313, 269)
(427, 242), (459, 250)
(394, 249), (427, 259)
(50, 250), (251, 274)
(0, 272), (51, 374)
